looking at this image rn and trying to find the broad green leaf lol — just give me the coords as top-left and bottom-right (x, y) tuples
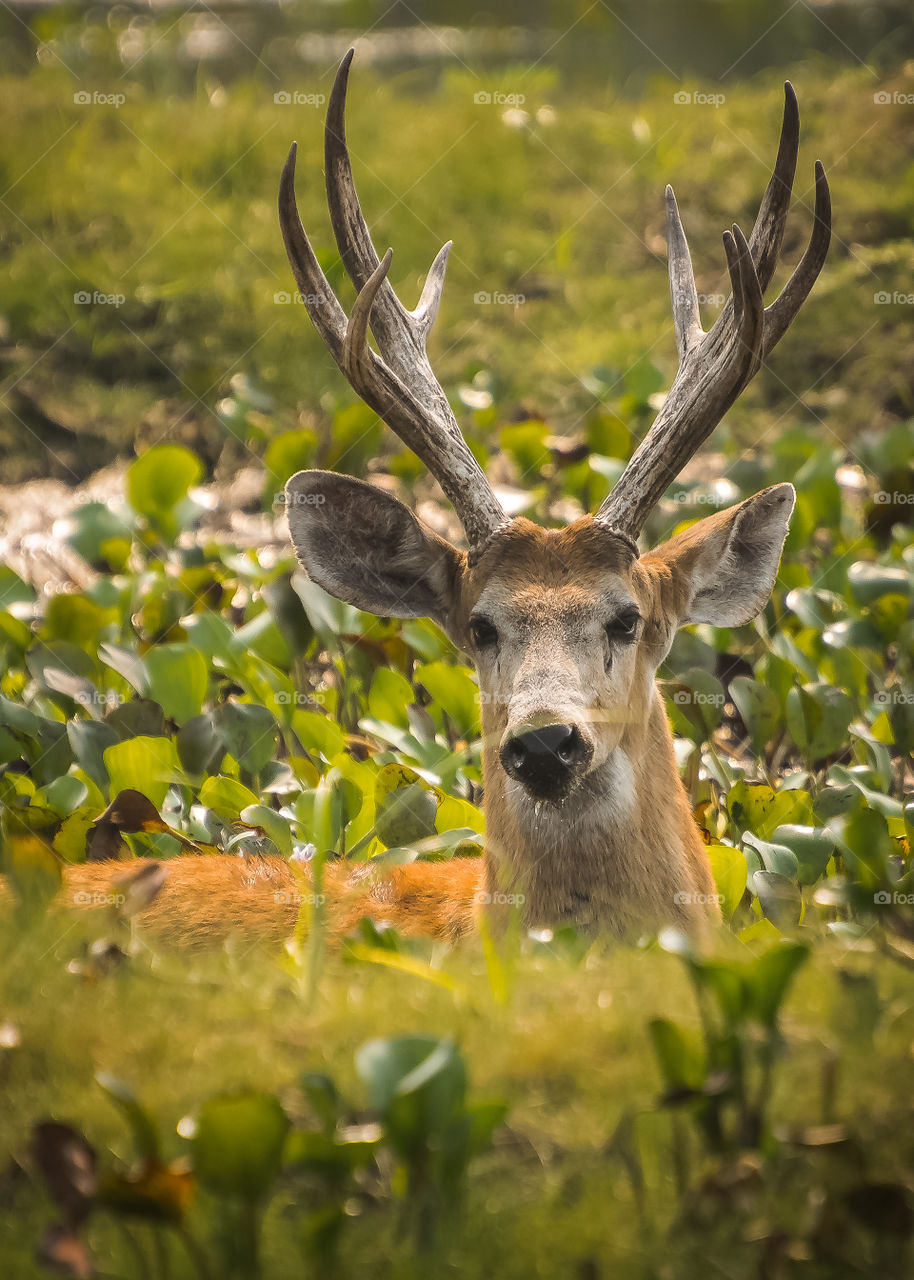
(752, 870), (802, 928)
(213, 702), (278, 774)
(127, 445), (203, 528)
(142, 644), (208, 724)
(648, 1018), (705, 1092)
(665, 668), (726, 743)
(706, 843), (748, 919)
(771, 824), (835, 885)
(786, 683), (854, 762)
(240, 804), (292, 856)
(191, 1093), (289, 1202)
(743, 833), (799, 880)
(729, 676), (780, 756)
(846, 562), (910, 606)
(368, 667), (415, 731)
(415, 662), (480, 740)
(104, 736), (180, 809)
(199, 775), (259, 822)
(747, 943), (809, 1027)
(375, 784), (438, 849)
(727, 782), (813, 840)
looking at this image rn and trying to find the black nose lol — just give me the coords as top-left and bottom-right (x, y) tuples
(500, 723), (593, 800)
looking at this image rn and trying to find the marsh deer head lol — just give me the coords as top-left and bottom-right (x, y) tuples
(279, 51), (831, 936)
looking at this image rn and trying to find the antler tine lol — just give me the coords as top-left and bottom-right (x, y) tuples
(278, 52), (506, 555)
(343, 247), (393, 385)
(278, 143), (347, 363)
(666, 186), (703, 361)
(596, 87), (830, 539)
(324, 50), (453, 390)
(763, 159), (831, 351)
(745, 82), (800, 292)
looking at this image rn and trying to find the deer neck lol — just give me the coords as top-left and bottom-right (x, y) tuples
(480, 690), (710, 935)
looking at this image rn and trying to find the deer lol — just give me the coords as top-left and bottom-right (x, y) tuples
(55, 52), (830, 949)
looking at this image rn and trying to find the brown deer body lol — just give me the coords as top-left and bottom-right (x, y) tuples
(54, 54), (830, 947)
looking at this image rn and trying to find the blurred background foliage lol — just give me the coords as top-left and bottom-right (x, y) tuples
(0, 1), (911, 492)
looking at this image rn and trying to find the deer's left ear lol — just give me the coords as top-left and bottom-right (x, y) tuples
(646, 483), (795, 627)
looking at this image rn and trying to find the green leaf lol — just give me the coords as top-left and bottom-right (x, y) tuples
(648, 1018), (705, 1093)
(727, 782), (813, 841)
(191, 1093), (289, 1202)
(786, 683), (854, 761)
(747, 943), (809, 1027)
(706, 843), (748, 918)
(356, 1035), (466, 1157)
(665, 668), (726, 743)
(729, 676), (781, 756)
(199, 775), (260, 823)
(213, 702), (278, 774)
(142, 644), (208, 724)
(96, 1073), (160, 1162)
(291, 709), (346, 762)
(104, 736), (180, 809)
(846, 562), (910, 607)
(240, 804), (292, 856)
(127, 445), (204, 531)
(414, 662), (480, 740)
(368, 667), (415, 731)
(752, 870), (802, 928)
(375, 784), (438, 849)
(771, 824), (835, 885)
(743, 833), (799, 879)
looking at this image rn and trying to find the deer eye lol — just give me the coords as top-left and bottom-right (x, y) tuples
(605, 610), (641, 643)
(469, 615), (499, 649)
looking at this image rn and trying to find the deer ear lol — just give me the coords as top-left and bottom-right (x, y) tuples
(648, 484), (796, 627)
(284, 471), (463, 625)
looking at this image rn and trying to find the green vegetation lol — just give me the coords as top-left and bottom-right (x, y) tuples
(1, 6), (914, 1277)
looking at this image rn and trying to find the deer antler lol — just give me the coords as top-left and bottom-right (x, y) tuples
(597, 83), (831, 538)
(278, 48), (506, 556)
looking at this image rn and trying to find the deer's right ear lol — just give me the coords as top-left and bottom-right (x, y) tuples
(285, 471), (463, 626)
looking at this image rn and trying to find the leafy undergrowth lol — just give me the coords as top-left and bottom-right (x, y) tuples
(0, 428), (911, 1275)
